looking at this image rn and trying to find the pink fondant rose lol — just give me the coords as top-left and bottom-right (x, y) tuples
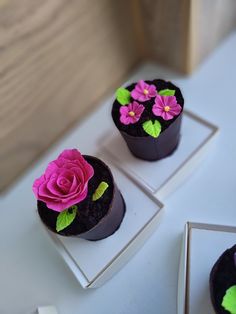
(32, 149), (94, 212)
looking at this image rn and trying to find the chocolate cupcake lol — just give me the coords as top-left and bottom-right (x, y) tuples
(111, 79), (184, 161)
(33, 149), (126, 241)
(210, 245), (236, 314)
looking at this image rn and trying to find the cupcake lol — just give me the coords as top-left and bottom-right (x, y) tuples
(210, 245), (236, 313)
(111, 79), (184, 161)
(32, 149), (126, 241)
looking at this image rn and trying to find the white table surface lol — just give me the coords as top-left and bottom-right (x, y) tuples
(1, 31), (236, 314)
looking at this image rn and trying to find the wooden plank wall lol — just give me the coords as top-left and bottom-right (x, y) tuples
(0, 0), (236, 191)
(137, 0), (236, 73)
(0, 0), (140, 191)
(136, 0), (191, 73)
(189, 0), (236, 71)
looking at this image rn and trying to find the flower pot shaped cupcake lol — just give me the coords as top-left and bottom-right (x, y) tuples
(32, 149), (126, 240)
(111, 79), (184, 161)
(210, 245), (236, 314)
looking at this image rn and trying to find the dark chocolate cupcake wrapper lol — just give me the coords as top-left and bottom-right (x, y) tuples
(121, 114), (182, 161)
(77, 184), (125, 240)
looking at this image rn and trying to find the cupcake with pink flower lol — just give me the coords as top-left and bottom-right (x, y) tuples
(33, 149), (126, 240)
(111, 79), (184, 160)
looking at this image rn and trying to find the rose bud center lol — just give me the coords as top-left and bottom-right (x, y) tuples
(59, 178), (70, 187)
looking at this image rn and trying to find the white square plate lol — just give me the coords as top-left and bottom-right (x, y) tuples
(178, 222), (236, 314)
(45, 161), (163, 288)
(101, 111), (218, 200)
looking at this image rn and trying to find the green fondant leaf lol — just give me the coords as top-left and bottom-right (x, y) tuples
(142, 120), (161, 138)
(92, 181), (109, 201)
(222, 285), (236, 314)
(158, 89), (175, 96)
(56, 205), (77, 232)
(116, 87), (131, 105)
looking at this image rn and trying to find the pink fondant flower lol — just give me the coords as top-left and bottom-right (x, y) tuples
(120, 101), (145, 125)
(152, 95), (182, 120)
(131, 80), (157, 102)
(32, 149), (94, 212)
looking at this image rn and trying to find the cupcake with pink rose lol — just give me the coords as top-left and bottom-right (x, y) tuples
(32, 149), (126, 241)
(111, 79), (184, 161)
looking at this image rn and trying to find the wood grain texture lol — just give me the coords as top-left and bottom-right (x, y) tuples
(1, 0), (236, 191)
(0, 0), (140, 191)
(137, 0), (191, 73)
(189, 0), (236, 71)
(137, 0), (236, 73)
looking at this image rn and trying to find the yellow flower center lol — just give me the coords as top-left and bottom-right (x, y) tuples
(128, 111), (135, 117)
(143, 89), (149, 95)
(164, 105), (170, 112)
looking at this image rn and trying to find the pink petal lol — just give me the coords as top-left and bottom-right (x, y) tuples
(119, 106), (129, 115)
(130, 101), (138, 111)
(169, 103), (182, 115)
(154, 95), (165, 107)
(76, 157), (94, 181)
(57, 176), (71, 190)
(153, 101), (164, 109)
(71, 167), (85, 183)
(38, 183), (60, 200)
(138, 94), (149, 102)
(133, 115), (140, 123)
(59, 182), (83, 199)
(165, 96), (177, 106)
(62, 186), (88, 204)
(138, 80), (146, 89)
(136, 105), (145, 115)
(45, 161), (59, 179)
(162, 111), (174, 120)
(69, 175), (80, 193)
(135, 107), (144, 115)
(57, 168), (73, 177)
(33, 175), (45, 189)
(120, 114), (131, 125)
(45, 183), (88, 211)
(47, 179), (65, 196)
(129, 102), (135, 111)
(45, 199), (66, 212)
(148, 85), (157, 97)
(58, 149), (82, 161)
(88, 163), (94, 179)
(60, 161), (78, 169)
(131, 89), (142, 100)
(152, 104), (164, 116)
(134, 84), (144, 93)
